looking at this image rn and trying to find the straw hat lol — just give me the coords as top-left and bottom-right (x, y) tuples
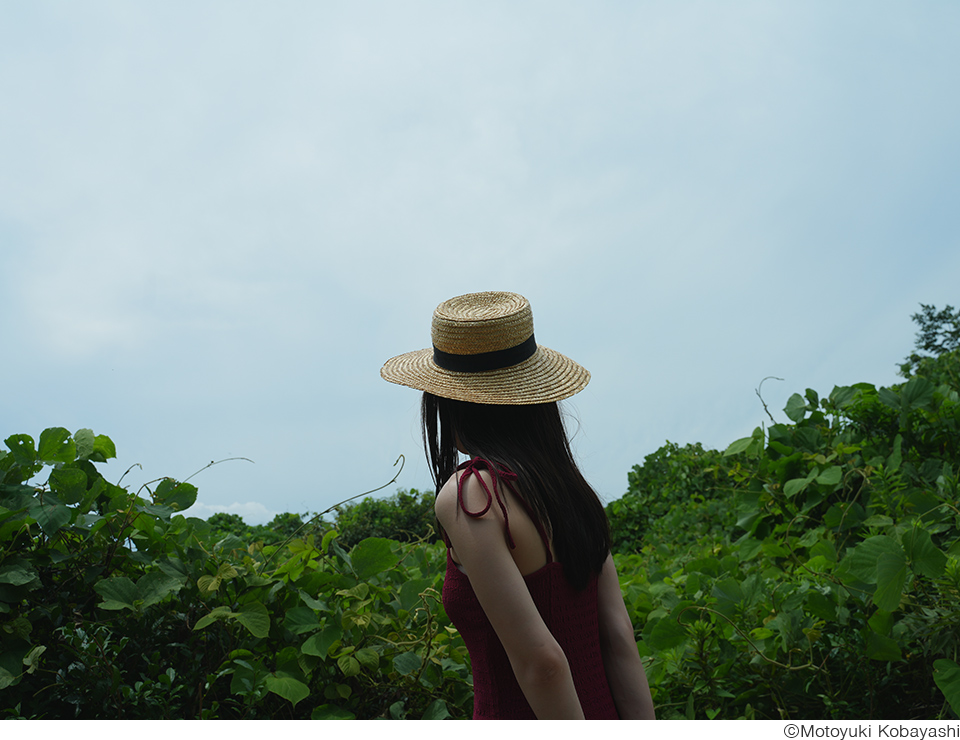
(380, 291), (590, 405)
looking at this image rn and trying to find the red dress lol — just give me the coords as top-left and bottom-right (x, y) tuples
(442, 458), (619, 720)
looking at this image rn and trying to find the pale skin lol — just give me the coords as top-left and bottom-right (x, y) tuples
(435, 466), (656, 720)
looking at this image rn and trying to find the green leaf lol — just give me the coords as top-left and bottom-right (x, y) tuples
(784, 393), (807, 422)
(94, 577), (140, 611)
(312, 704), (355, 720)
(735, 499), (763, 531)
(0, 562), (39, 587)
(784, 475), (813, 498)
(934, 659), (960, 716)
(265, 675), (310, 708)
(284, 607), (321, 635)
(154, 479), (198, 511)
(644, 615), (688, 651)
(398, 578), (431, 611)
(137, 570), (183, 607)
(158, 557), (189, 582)
(302, 624), (342, 658)
(816, 466), (843, 488)
(236, 601), (270, 638)
(48, 467), (87, 505)
(901, 376), (934, 410)
(805, 591), (836, 621)
(4, 435), (37, 467)
(868, 609), (894, 637)
(864, 630), (902, 661)
(298, 589), (328, 611)
(197, 574), (220, 594)
(37, 428), (76, 464)
(723, 436), (754, 457)
(36, 502), (72, 534)
(338, 654), (361, 677)
(829, 385), (858, 408)
(0, 665), (18, 690)
(92, 434), (117, 461)
(712, 577), (744, 606)
(738, 537), (763, 561)
(873, 552), (907, 612)
(879, 387), (901, 411)
(902, 527), (948, 579)
(421, 700), (450, 720)
(393, 651), (422, 676)
(320, 529), (338, 554)
(809, 539), (837, 563)
(804, 555), (833, 574)
(838, 535), (905, 584)
(194, 606), (233, 631)
(74, 429), (95, 461)
(886, 435), (903, 473)
(350, 537), (399, 580)
(684, 557), (722, 576)
(355, 647), (379, 671)
(22, 645), (46, 674)
(215, 534), (246, 554)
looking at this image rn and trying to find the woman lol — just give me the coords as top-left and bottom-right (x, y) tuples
(381, 291), (655, 720)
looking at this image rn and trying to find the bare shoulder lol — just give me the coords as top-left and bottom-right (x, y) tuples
(434, 473), (460, 529)
(434, 466), (499, 529)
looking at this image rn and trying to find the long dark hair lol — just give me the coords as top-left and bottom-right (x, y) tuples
(422, 392), (610, 590)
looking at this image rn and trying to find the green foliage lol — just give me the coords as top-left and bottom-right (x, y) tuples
(206, 511), (314, 546)
(607, 442), (734, 553)
(609, 358), (960, 718)
(204, 489), (436, 553)
(910, 304), (960, 358)
(901, 304), (960, 384)
(331, 489), (437, 549)
(0, 430), (470, 719)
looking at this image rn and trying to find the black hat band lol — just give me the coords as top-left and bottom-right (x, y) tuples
(433, 334), (537, 373)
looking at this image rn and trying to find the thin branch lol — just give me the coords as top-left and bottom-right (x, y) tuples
(183, 457), (255, 485)
(127, 458), (256, 500)
(256, 454), (406, 574)
(117, 463), (142, 487)
(677, 604), (824, 674)
(756, 376), (784, 424)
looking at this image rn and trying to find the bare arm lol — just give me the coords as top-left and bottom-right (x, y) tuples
(435, 473), (585, 719)
(597, 554), (656, 719)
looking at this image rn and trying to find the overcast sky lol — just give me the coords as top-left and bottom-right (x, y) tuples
(3, 2), (959, 524)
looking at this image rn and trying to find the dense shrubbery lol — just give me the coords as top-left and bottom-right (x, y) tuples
(203, 487), (437, 551)
(329, 489), (437, 549)
(206, 511), (309, 545)
(607, 321), (960, 718)
(607, 441), (734, 553)
(0, 436), (470, 719)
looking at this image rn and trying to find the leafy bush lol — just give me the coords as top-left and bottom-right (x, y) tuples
(0, 431), (470, 719)
(332, 489), (437, 549)
(204, 489), (436, 553)
(206, 511), (317, 546)
(607, 441), (734, 553)
(609, 367), (960, 718)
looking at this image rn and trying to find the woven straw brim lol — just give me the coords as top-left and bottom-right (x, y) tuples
(380, 345), (590, 405)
